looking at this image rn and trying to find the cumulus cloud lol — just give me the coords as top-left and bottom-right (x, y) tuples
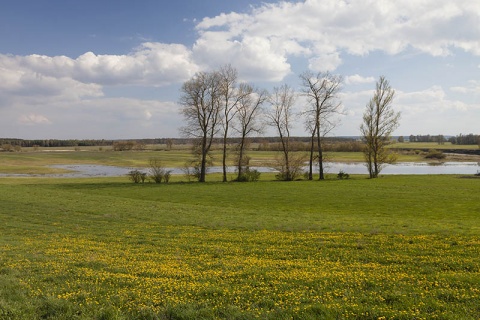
(2, 0), (479, 89)
(345, 74), (376, 85)
(1, 43), (199, 88)
(192, 0), (480, 79)
(72, 43), (199, 85)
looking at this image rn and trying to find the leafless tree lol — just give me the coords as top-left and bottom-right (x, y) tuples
(300, 71), (343, 180)
(218, 65), (241, 182)
(360, 76), (401, 178)
(180, 71), (222, 182)
(266, 84), (302, 181)
(234, 84), (268, 180)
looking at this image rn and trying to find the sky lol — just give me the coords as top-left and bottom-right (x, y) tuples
(0, 0), (479, 139)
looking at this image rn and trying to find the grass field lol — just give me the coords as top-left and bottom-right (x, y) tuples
(389, 142), (479, 150)
(0, 174), (479, 319)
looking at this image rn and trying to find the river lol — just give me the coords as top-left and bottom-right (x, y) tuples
(1, 162), (477, 178)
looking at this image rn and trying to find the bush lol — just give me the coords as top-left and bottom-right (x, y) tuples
(236, 169), (261, 182)
(113, 141), (135, 151)
(337, 170), (350, 179)
(425, 149), (446, 159)
(149, 159), (172, 184)
(128, 170), (147, 183)
(182, 163), (202, 182)
(163, 171), (171, 183)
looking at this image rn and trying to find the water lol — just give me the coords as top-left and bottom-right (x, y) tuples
(0, 162), (478, 178)
(322, 162), (480, 175)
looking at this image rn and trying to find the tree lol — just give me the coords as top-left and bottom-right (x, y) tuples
(218, 65), (241, 182)
(180, 71), (222, 182)
(300, 71), (343, 180)
(234, 84), (268, 180)
(166, 139), (173, 150)
(360, 76), (401, 178)
(266, 84), (302, 181)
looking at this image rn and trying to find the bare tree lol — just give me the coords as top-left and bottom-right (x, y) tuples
(266, 84), (301, 181)
(234, 84), (268, 180)
(180, 71), (222, 182)
(360, 76), (401, 178)
(218, 65), (241, 182)
(300, 71), (343, 180)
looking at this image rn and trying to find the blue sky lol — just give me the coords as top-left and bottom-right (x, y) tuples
(0, 0), (479, 139)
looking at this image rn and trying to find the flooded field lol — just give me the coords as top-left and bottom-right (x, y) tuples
(2, 162), (478, 178)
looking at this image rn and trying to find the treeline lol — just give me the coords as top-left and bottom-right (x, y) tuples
(448, 134), (480, 145)
(0, 138), (113, 148)
(0, 138), (182, 148)
(407, 135), (447, 143)
(0, 136), (357, 149)
(407, 134), (479, 145)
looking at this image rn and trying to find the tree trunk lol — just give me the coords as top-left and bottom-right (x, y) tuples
(200, 134), (207, 182)
(237, 136), (245, 180)
(222, 129), (228, 182)
(308, 132), (314, 180)
(316, 124), (324, 180)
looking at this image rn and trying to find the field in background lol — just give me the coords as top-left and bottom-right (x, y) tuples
(0, 175), (479, 319)
(389, 142), (479, 150)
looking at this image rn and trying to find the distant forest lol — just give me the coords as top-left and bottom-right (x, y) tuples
(0, 136), (356, 148)
(0, 133), (478, 149)
(407, 133), (479, 145)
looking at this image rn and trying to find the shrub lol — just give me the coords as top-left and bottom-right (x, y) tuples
(113, 141), (135, 151)
(236, 169), (261, 182)
(163, 171), (171, 183)
(149, 159), (172, 184)
(182, 163), (202, 182)
(337, 170), (350, 179)
(128, 170), (147, 183)
(425, 149), (446, 159)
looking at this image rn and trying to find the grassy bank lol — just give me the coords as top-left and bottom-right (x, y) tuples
(0, 175), (479, 319)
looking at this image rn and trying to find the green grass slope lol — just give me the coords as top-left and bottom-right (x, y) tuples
(0, 175), (479, 319)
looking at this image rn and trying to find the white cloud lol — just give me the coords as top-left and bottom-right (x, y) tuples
(396, 86), (480, 113)
(450, 81), (480, 94)
(192, 33), (291, 82)
(192, 0), (480, 79)
(308, 52), (342, 72)
(0, 59), (103, 104)
(0, 43), (199, 88)
(18, 113), (51, 125)
(2, 0), (478, 90)
(345, 74), (375, 85)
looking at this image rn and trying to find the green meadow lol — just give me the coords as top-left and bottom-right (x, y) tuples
(1, 172), (479, 319)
